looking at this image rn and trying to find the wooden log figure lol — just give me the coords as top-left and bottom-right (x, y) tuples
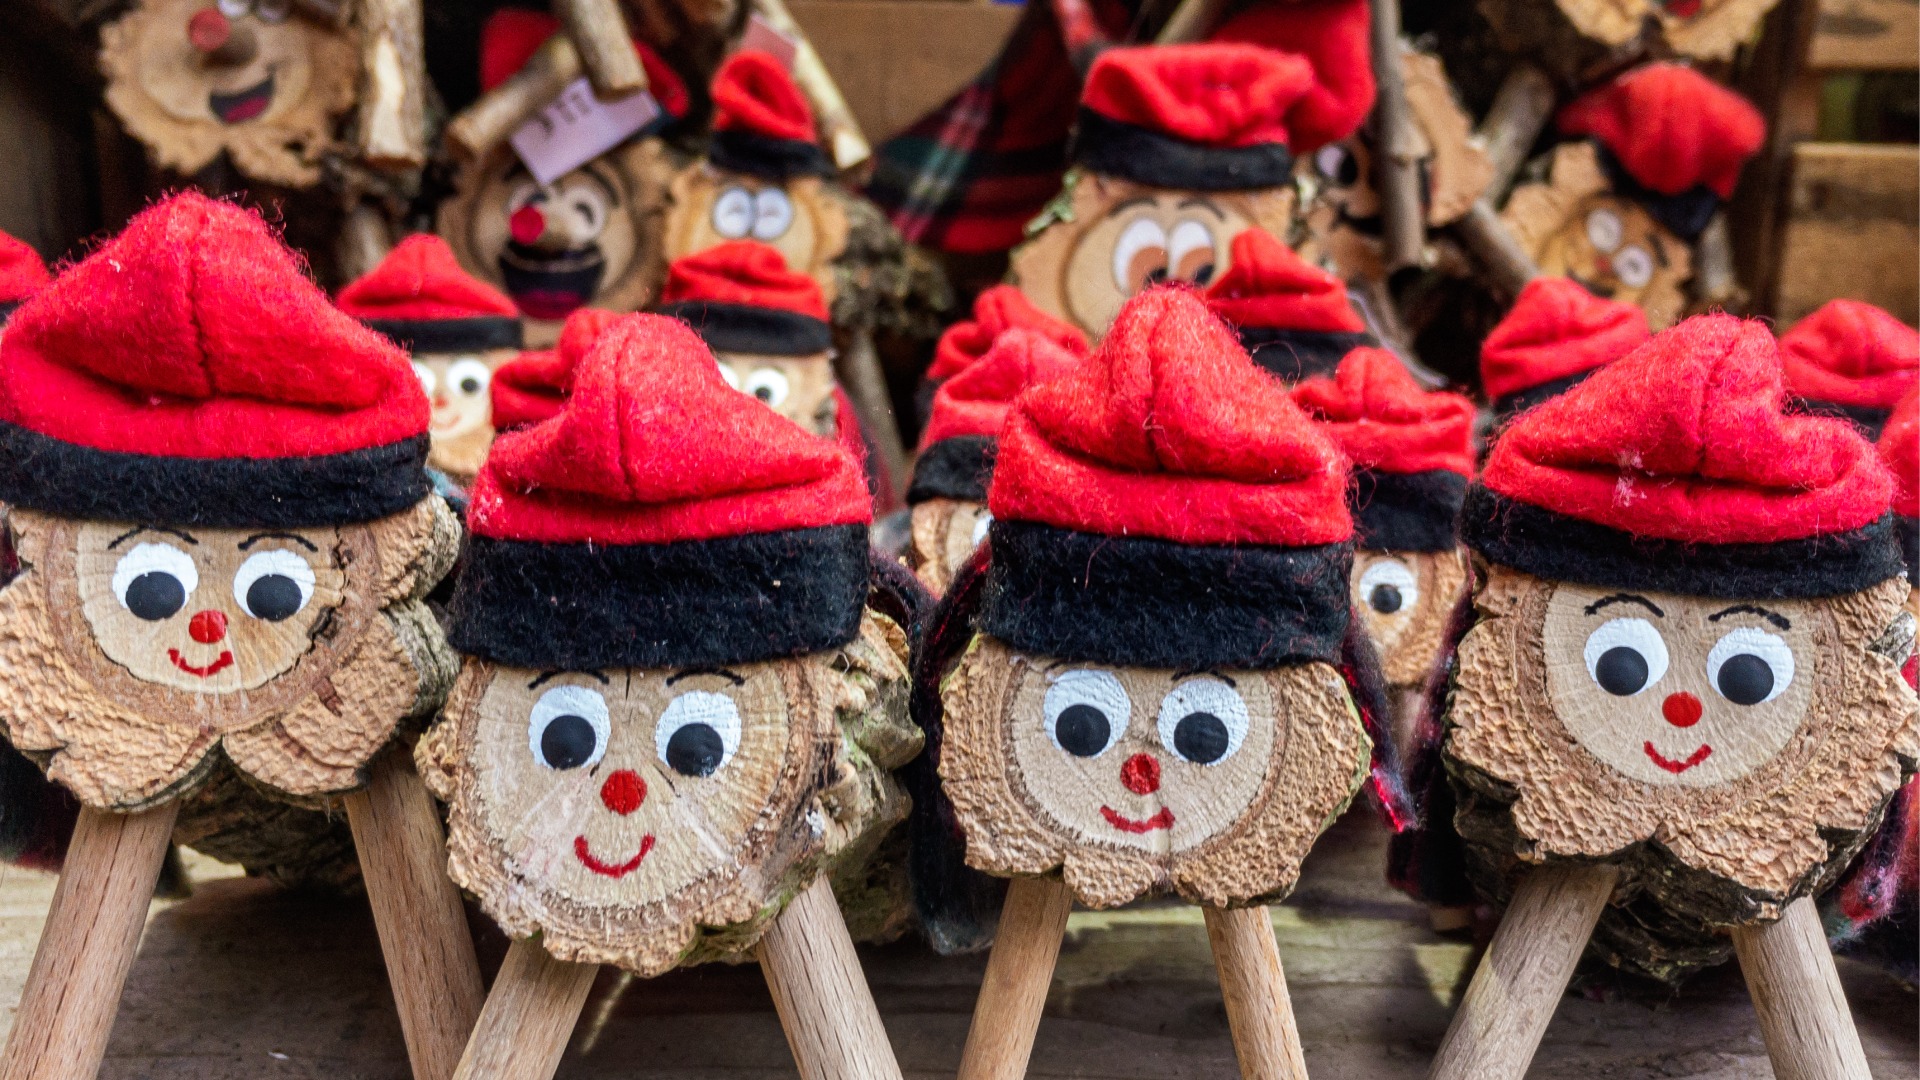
(1202, 229), (1377, 384)
(99, 0), (360, 186)
(929, 288), (1409, 1079)
(1526, 0), (1780, 59)
(0, 194), (481, 1080)
(417, 312), (920, 1078)
(1502, 65), (1764, 331)
(1429, 314), (1919, 1080)
(339, 235), (526, 483)
(1477, 276), (1649, 421)
(1779, 298), (1920, 440)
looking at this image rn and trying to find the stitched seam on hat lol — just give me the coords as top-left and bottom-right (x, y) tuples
(613, 341), (640, 502)
(187, 212), (217, 397)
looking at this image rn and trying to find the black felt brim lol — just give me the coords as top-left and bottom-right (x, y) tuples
(1354, 469), (1466, 553)
(982, 519), (1352, 669)
(1070, 109), (1294, 192)
(1593, 144), (1722, 243)
(447, 523), (870, 669)
(0, 421), (431, 528)
(1240, 328), (1375, 383)
(710, 130), (836, 182)
(1791, 397), (1895, 441)
(1463, 486), (1908, 599)
(362, 315), (523, 353)
(1492, 369), (1599, 420)
(656, 301), (833, 356)
(906, 435), (995, 505)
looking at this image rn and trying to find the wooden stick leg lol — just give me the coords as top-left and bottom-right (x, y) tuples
(756, 876), (904, 1080)
(1730, 896), (1872, 1080)
(0, 802), (180, 1080)
(1427, 862), (1619, 1080)
(344, 751), (486, 1080)
(955, 876), (1073, 1080)
(452, 939), (598, 1080)
(1204, 905), (1307, 1080)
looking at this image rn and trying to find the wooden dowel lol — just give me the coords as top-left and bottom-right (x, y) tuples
(443, 34), (583, 161)
(344, 751), (486, 1080)
(1693, 211), (1740, 309)
(749, 0), (871, 171)
(955, 876), (1074, 1080)
(1205, 905), (1308, 1080)
(1428, 862), (1619, 1080)
(1369, 7), (1425, 272)
(1153, 0), (1233, 43)
(555, 0), (650, 98)
(1453, 201), (1540, 297)
(357, 0), (430, 170)
(1476, 65), (1555, 203)
(452, 939), (598, 1080)
(0, 802), (181, 1080)
(1730, 896), (1872, 1080)
(835, 330), (908, 503)
(338, 203), (393, 282)
(756, 876), (905, 1080)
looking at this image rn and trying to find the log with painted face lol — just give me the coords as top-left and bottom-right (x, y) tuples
(1779, 299), (1920, 440)
(1203, 229), (1376, 385)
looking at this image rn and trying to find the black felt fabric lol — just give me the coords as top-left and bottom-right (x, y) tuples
(0, 422), (431, 528)
(906, 436), (997, 505)
(0, 740), (76, 872)
(1353, 469), (1466, 553)
(447, 524), (870, 669)
(982, 520), (1352, 668)
(1900, 515), (1919, 588)
(0, 300), (20, 323)
(1071, 109), (1294, 192)
(1790, 396), (1894, 441)
(1240, 328), (1374, 383)
(710, 130), (836, 182)
(1384, 588), (1479, 906)
(655, 300), (833, 356)
(362, 316), (523, 353)
(1463, 486), (1908, 599)
(1492, 370), (1597, 419)
(1594, 144), (1722, 242)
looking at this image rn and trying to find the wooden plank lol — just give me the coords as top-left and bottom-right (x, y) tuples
(1773, 141), (1920, 324)
(1808, 0), (1919, 72)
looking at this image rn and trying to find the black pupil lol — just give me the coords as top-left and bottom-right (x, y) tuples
(755, 386), (774, 402)
(1717, 654), (1774, 706)
(1189, 263), (1216, 285)
(1143, 268), (1168, 288)
(540, 714), (597, 770)
(665, 723), (726, 777)
(1054, 704), (1111, 757)
(124, 572), (186, 621)
(1594, 646), (1649, 696)
(1369, 583), (1403, 614)
(460, 377), (482, 394)
(246, 575), (303, 622)
(1174, 712), (1230, 764)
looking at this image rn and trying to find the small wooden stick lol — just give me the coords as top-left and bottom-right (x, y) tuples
(1452, 201), (1540, 297)
(1428, 862), (1620, 1080)
(0, 803), (181, 1080)
(554, 0), (650, 99)
(748, 0), (872, 171)
(955, 876), (1074, 1080)
(1730, 896), (1872, 1080)
(451, 939), (599, 1080)
(357, 0), (429, 169)
(835, 329), (908, 502)
(443, 34), (583, 161)
(1204, 905), (1308, 1080)
(756, 876), (906, 1080)
(1153, 0), (1233, 43)
(1476, 65), (1555, 203)
(1368, 4), (1426, 272)
(1692, 211), (1742, 310)
(337, 202), (393, 283)
(344, 750), (486, 1080)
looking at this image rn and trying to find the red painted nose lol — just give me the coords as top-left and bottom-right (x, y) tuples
(599, 770), (645, 815)
(1120, 753), (1160, 795)
(1662, 692), (1702, 728)
(509, 205), (547, 246)
(188, 609), (227, 644)
(187, 8), (231, 52)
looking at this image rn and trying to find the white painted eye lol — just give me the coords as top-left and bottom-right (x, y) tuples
(232, 549), (315, 622)
(1584, 618), (1670, 696)
(1156, 678), (1249, 765)
(1585, 208), (1624, 253)
(751, 188), (795, 241)
(113, 542), (198, 622)
(716, 361), (741, 390)
(528, 685), (609, 770)
(1044, 669), (1128, 758)
(1167, 219), (1218, 284)
(1612, 244), (1655, 288)
(413, 362), (435, 396)
(1706, 627), (1794, 706)
(1110, 217), (1169, 292)
(254, 0), (291, 22)
(711, 187), (754, 239)
(970, 511), (993, 548)
(655, 690), (742, 777)
(558, 182), (608, 237)
(1358, 559), (1419, 616)
(744, 367), (790, 407)
(1314, 144), (1350, 181)
(217, 0), (250, 18)
(446, 358), (491, 398)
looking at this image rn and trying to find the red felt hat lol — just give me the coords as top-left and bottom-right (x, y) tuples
(490, 306), (621, 431)
(1882, 387), (1918, 522)
(656, 240), (832, 355)
(477, 8), (689, 117)
(1480, 276), (1650, 413)
(0, 230), (50, 312)
(709, 51), (834, 180)
(338, 234), (522, 352)
(0, 193), (428, 527)
(1208, 0), (1376, 153)
(1780, 299), (1919, 432)
(1074, 44), (1314, 191)
(1471, 314), (1902, 598)
(1557, 63), (1764, 200)
(926, 285), (1088, 385)
(1204, 229), (1371, 381)
(922, 327), (1080, 449)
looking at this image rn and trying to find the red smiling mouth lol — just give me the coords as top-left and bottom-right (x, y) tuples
(1100, 806), (1175, 834)
(574, 834), (655, 878)
(168, 648), (234, 678)
(1644, 741), (1713, 774)
(209, 71), (276, 124)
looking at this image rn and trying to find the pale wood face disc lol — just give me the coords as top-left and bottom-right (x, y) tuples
(714, 351), (839, 436)
(1351, 548), (1470, 689)
(663, 166), (850, 300)
(906, 498), (991, 595)
(415, 347), (516, 479)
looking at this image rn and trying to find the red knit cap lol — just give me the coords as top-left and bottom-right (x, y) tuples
(1082, 44), (1312, 151)
(0, 231), (50, 308)
(1480, 276), (1650, 405)
(1205, 229), (1366, 334)
(1208, 0), (1376, 153)
(468, 313), (869, 546)
(490, 307), (622, 431)
(658, 240), (828, 321)
(1779, 299), (1920, 414)
(990, 286), (1350, 546)
(926, 285), (1088, 384)
(1292, 347), (1474, 477)
(713, 50), (815, 144)
(921, 327), (1078, 449)
(477, 8), (689, 116)
(1882, 388), (1918, 521)
(1557, 63), (1764, 199)
(339, 234), (518, 324)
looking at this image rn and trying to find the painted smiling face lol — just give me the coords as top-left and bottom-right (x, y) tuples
(412, 348), (518, 478)
(714, 351), (838, 436)
(664, 168), (850, 301)
(906, 498), (993, 594)
(1351, 548), (1471, 690)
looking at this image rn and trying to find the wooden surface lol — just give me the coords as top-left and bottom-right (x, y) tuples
(1773, 142), (1920, 323)
(956, 875), (1073, 1080)
(1204, 905), (1306, 1080)
(756, 876), (904, 1080)
(1731, 897), (1873, 1080)
(0, 806), (1910, 1078)
(786, 0), (1018, 146)
(554, 0), (648, 97)
(1807, 0), (1919, 71)
(453, 939), (598, 1080)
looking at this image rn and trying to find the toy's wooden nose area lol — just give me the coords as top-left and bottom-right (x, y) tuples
(1120, 753), (1160, 795)
(600, 769), (646, 815)
(188, 609), (228, 644)
(1662, 692), (1702, 728)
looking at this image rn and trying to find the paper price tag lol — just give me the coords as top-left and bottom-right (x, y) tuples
(511, 78), (662, 185)
(739, 14), (800, 69)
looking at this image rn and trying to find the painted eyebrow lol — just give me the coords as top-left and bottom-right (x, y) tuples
(238, 532), (318, 552)
(1171, 669), (1236, 686)
(1583, 593), (1665, 617)
(1649, 231), (1671, 268)
(1175, 198), (1224, 219)
(666, 667), (745, 686)
(1709, 604), (1791, 630)
(1107, 197), (1155, 216)
(108, 526), (196, 549)
(527, 669), (610, 690)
